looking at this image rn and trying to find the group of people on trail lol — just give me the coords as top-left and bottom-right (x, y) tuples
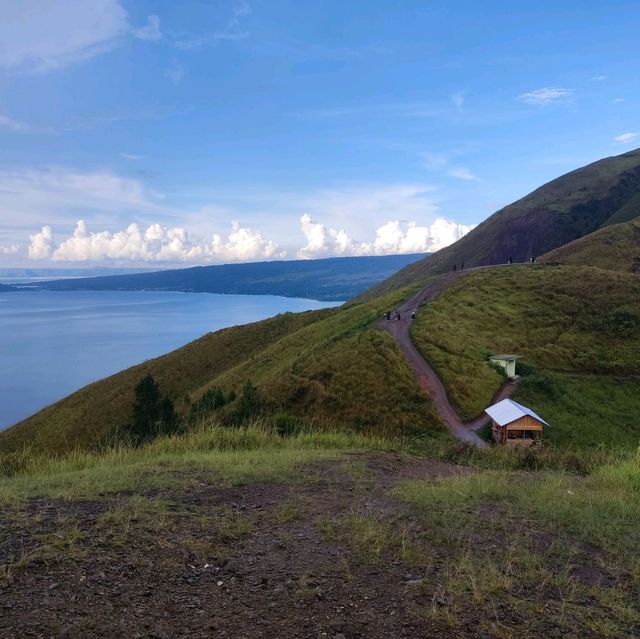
(507, 256), (537, 264)
(385, 310), (416, 321)
(451, 263), (464, 271)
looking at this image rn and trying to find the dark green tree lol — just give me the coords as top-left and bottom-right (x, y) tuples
(234, 380), (260, 423)
(129, 374), (179, 444)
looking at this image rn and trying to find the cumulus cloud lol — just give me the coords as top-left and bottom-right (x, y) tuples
(0, 244), (19, 256)
(613, 132), (638, 145)
(28, 226), (54, 260)
(0, 1), (129, 73)
(518, 87), (573, 106)
(297, 215), (474, 259)
(133, 15), (162, 41)
(28, 220), (285, 264)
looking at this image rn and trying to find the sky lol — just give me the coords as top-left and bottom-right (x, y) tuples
(0, 0), (638, 266)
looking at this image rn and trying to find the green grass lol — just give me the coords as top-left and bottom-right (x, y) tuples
(542, 216), (640, 272)
(410, 265), (640, 446)
(0, 423), (393, 503)
(1, 283), (446, 456)
(391, 454), (640, 636)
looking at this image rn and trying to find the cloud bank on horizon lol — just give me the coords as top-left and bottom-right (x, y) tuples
(25, 214), (473, 264)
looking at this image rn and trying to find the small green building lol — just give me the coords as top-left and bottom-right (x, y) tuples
(489, 354), (521, 379)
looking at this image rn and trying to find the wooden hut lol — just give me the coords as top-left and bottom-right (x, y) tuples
(485, 399), (548, 446)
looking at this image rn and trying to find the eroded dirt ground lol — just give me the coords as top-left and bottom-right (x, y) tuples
(0, 454), (637, 638)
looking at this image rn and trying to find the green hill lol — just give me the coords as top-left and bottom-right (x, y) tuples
(0, 286), (441, 455)
(3, 152), (640, 457)
(364, 148), (640, 299)
(410, 265), (640, 447)
(541, 216), (640, 272)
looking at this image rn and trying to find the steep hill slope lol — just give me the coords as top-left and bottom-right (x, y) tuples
(541, 216), (640, 272)
(31, 254), (426, 302)
(0, 286), (441, 455)
(410, 265), (640, 447)
(364, 148), (640, 298)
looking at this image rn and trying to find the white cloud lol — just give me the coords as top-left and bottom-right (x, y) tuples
(451, 91), (465, 111)
(518, 87), (573, 106)
(165, 59), (184, 85)
(422, 152), (481, 182)
(0, 1), (129, 73)
(297, 215), (474, 259)
(133, 15), (161, 41)
(28, 226), (54, 260)
(448, 167), (481, 182)
(0, 166), (162, 228)
(28, 220), (285, 264)
(613, 132), (638, 145)
(613, 97), (625, 103)
(0, 244), (19, 256)
(0, 113), (52, 134)
(590, 75), (607, 81)
(119, 153), (144, 160)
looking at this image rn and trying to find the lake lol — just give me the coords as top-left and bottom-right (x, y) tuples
(0, 290), (339, 430)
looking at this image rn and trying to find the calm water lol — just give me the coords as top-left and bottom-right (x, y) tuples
(0, 291), (339, 430)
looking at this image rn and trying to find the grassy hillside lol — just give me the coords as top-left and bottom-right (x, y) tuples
(541, 216), (640, 272)
(0, 285), (443, 455)
(411, 265), (640, 447)
(364, 149), (640, 299)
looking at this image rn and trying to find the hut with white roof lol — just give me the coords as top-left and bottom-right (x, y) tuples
(485, 398), (548, 446)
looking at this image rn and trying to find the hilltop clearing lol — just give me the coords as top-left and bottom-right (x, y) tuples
(0, 425), (638, 638)
(364, 148), (640, 299)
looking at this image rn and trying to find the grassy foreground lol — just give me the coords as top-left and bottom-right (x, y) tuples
(1, 423), (639, 637)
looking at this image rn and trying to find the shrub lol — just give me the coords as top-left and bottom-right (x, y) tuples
(270, 412), (301, 437)
(129, 375), (179, 445)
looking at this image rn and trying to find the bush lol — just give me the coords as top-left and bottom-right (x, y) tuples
(271, 412), (302, 437)
(518, 370), (564, 400)
(129, 374), (179, 445)
(231, 381), (261, 424)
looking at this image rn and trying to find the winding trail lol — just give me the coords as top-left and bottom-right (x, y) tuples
(379, 267), (517, 448)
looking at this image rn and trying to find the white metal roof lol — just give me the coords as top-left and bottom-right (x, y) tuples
(485, 398), (549, 427)
(489, 354), (522, 361)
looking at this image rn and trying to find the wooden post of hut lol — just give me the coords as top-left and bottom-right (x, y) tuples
(484, 399), (548, 446)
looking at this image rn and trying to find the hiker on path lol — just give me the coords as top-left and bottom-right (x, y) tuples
(453, 264), (457, 271)
(411, 311), (416, 320)
(385, 311), (391, 321)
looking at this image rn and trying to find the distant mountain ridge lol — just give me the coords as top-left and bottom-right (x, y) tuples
(29, 254), (427, 302)
(362, 148), (640, 298)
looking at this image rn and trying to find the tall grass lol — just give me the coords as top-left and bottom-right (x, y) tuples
(0, 420), (397, 503)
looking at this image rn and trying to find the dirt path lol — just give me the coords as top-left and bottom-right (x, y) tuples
(378, 267), (517, 448)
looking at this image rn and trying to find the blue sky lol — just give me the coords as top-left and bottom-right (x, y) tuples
(0, 0), (638, 265)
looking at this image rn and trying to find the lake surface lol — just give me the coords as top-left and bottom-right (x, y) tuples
(0, 291), (339, 430)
